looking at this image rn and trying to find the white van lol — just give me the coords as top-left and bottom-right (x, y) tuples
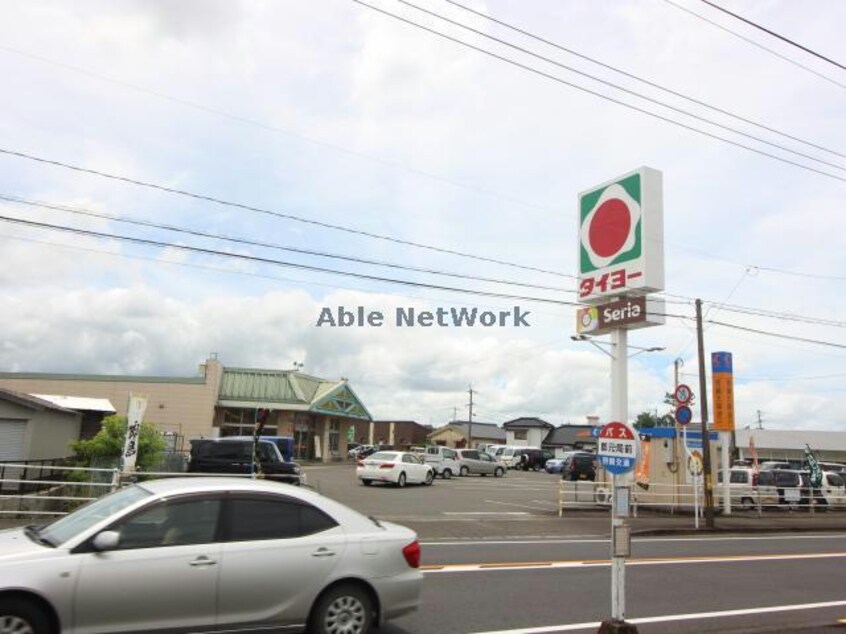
(424, 446), (462, 479)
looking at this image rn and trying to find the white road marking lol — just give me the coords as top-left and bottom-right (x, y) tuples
(422, 551), (846, 574)
(441, 511), (528, 515)
(421, 533), (846, 547)
(470, 599), (846, 633)
(484, 499), (558, 512)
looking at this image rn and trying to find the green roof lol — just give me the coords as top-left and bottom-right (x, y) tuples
(217, 368), (371, 420)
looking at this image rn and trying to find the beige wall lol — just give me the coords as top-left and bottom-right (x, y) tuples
(0, 360), (222, 442)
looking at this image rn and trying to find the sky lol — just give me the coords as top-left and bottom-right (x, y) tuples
(0, 0), (844, 430)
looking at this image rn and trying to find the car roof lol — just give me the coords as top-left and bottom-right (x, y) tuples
(135, 477), (368, 524)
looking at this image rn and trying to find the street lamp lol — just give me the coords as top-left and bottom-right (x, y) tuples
(571, 334), (665, 359)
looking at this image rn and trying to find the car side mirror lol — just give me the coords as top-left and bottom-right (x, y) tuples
(92, 530), (120, 552)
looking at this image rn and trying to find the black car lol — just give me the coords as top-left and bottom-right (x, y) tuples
(515, 448), (546, 471)
(188, 438), (304, 485)
(562, 452), (597, 481)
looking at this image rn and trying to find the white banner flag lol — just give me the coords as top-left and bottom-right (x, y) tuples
(122, 394), (148, 473)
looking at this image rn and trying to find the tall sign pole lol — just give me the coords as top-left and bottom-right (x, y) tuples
(579, 167), (664, 634)
(695, 300), (715, 528)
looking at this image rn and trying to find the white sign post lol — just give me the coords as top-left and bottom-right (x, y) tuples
(121, 394), (148, 474)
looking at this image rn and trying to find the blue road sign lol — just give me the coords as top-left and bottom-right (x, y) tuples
(675, 405), (693, 426)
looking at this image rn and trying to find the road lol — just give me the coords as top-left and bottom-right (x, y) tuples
(307, 464), (846, 633)
(384, 533), (846, 633)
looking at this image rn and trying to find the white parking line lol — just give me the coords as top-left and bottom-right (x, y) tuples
(469, 599), (846, 633)
(421, 533), (846, 546)
(442, 511), (529, 516)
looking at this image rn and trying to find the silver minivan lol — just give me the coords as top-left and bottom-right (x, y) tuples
(455, 449), (505, 477)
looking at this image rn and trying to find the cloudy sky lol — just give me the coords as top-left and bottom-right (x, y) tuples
(0, 0), (844, 430)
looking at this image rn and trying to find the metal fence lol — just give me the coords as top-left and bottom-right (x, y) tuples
(558, 480), (846, 517)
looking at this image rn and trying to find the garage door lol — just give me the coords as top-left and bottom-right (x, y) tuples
(0, 420), (27, 461)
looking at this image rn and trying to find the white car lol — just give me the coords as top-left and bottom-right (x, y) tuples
(357, 451), (435, 487)
(0, 477), (422, 634)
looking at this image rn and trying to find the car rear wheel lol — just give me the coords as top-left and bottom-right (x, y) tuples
(441, 469), (452, 480)
(361, 479), (372, 487)
(309, 583), (374, 634)
(494, 467), (504, 478)
(397, 472), (407, 488)
(460, 466), (470, 477)
(0, 598), (52, 634)
(424, 471), (434, 486)
(740, 496), (755, 511)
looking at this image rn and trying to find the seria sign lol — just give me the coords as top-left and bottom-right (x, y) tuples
(576, 296), (665, 335)
(578, 167), (664, 304)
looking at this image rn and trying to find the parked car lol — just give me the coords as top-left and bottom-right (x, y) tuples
(820, 471), (846, 507)
(561, 451), (597, 481)
(188, 438), (305, 485)
(1, 477), (422, 634)
(545, 458), (565, 474)
(485, 444), (508, 458)
(222, 435), (294, 462)
(717, 467), (779, 510)
(759, 461), (796, 471)
(357, 451), (435, 487)
(423, 446), (462, 479)
(513, 448), (546, 472)
(455, 449), (505, 477)
(769, 469), (804, 506)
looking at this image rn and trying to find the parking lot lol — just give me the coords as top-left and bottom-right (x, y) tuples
(306, 462), (619, 540)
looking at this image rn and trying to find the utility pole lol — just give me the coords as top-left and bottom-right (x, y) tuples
(467, 386), (474, 449)
(695, 299), (715, 529)
(452, 406), (458, 423)
(756, 410), (764, 430)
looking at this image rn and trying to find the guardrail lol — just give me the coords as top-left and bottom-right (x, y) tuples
(0, 464), (290, 519)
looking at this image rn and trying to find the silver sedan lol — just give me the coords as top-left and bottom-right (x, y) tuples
(0, 477), (422, 634)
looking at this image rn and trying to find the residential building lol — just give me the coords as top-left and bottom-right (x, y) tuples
(503, 417), (554, 447)
(542, 424), (598, 457)
(427, 421), (505, 448)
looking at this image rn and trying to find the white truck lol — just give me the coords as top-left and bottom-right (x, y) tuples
(424, 446), (462, 479)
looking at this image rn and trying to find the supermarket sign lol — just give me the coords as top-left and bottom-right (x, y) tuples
(578, 167), (664, 304)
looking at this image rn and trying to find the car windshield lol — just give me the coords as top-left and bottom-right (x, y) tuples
(39, 485), (151, 546)
(369, 452), (398, 461)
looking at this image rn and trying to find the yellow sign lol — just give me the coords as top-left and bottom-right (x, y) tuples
(711, 352), (735, 432)
(687, 450), (703, 476)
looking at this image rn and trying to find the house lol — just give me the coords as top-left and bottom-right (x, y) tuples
(427, 421), (505, 449)
(502, 417), (555, 447)
(0, 388), (81, 462)
(542, 424), (599, 458)
(735, 428), (846, 464)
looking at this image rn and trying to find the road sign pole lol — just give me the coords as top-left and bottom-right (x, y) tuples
(598, 328), (638, 634)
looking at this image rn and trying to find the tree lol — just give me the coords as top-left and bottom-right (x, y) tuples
(633, 411), (675, 429)
(71, 415), (167, 471)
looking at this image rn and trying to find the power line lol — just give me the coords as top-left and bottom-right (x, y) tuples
(699, 0), (846, 72)
(0, 147), (576, 280)
(0, 194), (576, 296)
(388, 0), (846, 174)
(705, 319), (846, 350)
(351, 1), (846, 184)
(4, 214), (846, 351)
(0, 213), (584, 308)
(661, 0), (846, 91)
(444, 0), (846, 159)
(0, 45), (551, 215)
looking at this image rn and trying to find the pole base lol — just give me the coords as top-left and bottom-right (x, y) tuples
(597, 619), (639, 634)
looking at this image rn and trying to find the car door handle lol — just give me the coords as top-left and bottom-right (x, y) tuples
(311, 547), (336, 558)
(189, 556), (217, 567)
